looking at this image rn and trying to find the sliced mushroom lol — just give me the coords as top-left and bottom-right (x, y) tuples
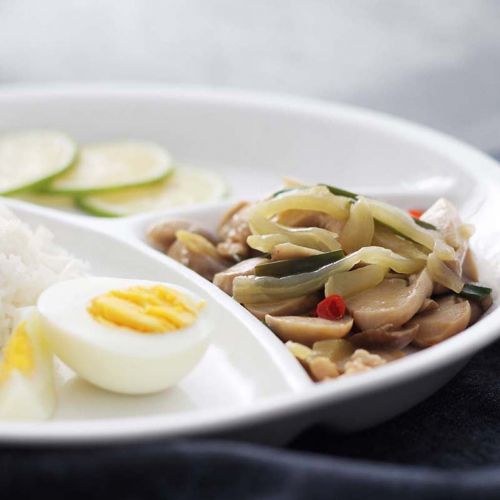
(271, 243), (322, 260)
(245, 293), (321, 321)
(286, 341), (340, 381)
(345, 269), (433, 330)
(276, 209), (345, 234)
(468, 299), (483, 326)
(264, 314), (353, 346)
(349, 323), (419, 350)
(216, 201), (253, 260)
(167, 238), (229, 281)
(147, 220), (217, 253)
(462, 248), (479, 282)
(408, 295), (471, 347)
(213, 257), (268, 295)
(418, 298), (439, 313)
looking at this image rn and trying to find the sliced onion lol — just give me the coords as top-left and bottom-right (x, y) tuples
(372, 223), (429, 261)
(247, 212), (341, 252)
(175, 230), (219, 258)
(254, 186), (350, 220)
(366, 198), (436, 250)
(325, 264), (387, 298)
(426, 251), (464, 293)
(432, 238), (456, 261)
(339, 197), (374, 253)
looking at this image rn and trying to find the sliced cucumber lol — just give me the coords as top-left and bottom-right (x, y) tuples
(0, 130), (77, 195)
(14, 192), (76, 211)
(46, 141), (172, 194)
(77, 166), (227, 217)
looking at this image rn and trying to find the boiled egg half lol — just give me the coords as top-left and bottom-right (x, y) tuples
(0, 307), (56, 420)
(37, 277), (211, 395)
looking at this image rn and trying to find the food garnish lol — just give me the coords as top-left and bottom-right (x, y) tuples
(254, 251), (344, 278)
(316, 295), (346, 321)
(0, 130), (77, 195)
(2, 130), (227, 216)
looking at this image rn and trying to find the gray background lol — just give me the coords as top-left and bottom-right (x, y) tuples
(1, 0), (499, 151)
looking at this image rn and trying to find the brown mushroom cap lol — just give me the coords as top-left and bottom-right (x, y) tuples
(245, 293), (321, 321)
(468, 299), (483, 326)
(264, 315), (354, 346)
(408, 295), (471, 347)
(349, 323), (419, 350)
(462, 249), (479, 282)
(213, 257), (268, 295)
(345, 269), (433, 330)
(418, 298), (439, 313)
(167, 240), (228, 281)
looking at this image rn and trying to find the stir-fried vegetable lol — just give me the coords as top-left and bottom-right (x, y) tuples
(248, 212), (341, 252)
(426, 251), (464, 293)
(148, 179), (492, 385)
(339, 197), (374, 254)
(365, 198), (437, 250)
(325, 264), (387, 298)
(322, 184), (358, 200)
(233, 246), (424, 304)
(316, 295), (346, 320)
(255, 250), (344, 278)
(255, 186), (350, 221)
(372, 223), (429, 261)
(414, 218), (437, 230)
(459, 283), (492, 301)
(175, 230), (219, 258)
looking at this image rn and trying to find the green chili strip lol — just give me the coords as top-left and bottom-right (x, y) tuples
(255, 250), (345, 278)
(321, 184), (358, 200)
(459, 283), (493, 301)
(413, 218), (437, 231)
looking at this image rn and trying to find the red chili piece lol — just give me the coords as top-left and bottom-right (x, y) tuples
(316, 295), (346, 320)
(408, 209), (423, 219)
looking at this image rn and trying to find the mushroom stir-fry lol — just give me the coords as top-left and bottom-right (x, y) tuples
(147, 184), (493, 382)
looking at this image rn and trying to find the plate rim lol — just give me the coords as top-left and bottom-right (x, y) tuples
(0, 83), (499, 444)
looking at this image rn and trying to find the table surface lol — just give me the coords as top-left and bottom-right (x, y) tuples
(1, 0), (500, 151)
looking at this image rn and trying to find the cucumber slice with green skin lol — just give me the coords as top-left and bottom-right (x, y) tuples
(0, 130), (77, 195)
(77, 166), (228, 217)
(14, 192), (77, 211)
(45, 141), (172, 195)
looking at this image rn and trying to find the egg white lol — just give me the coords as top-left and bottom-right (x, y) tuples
(0, 307), (56, 420)
(37, 277), (211, 395)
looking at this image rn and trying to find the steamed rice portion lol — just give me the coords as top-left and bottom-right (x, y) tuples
(0, 205), (87, 347)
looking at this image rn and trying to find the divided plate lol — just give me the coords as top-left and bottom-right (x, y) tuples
(0, 85), (499, 445)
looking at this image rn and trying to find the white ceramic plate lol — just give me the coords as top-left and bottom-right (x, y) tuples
(0, 84), (499, 445)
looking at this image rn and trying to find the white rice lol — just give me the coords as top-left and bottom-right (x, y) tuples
(0, 205), (88, 347)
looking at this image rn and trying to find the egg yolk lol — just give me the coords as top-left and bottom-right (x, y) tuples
(87, 285), (205, 333)
(0, 321), (35, 383)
